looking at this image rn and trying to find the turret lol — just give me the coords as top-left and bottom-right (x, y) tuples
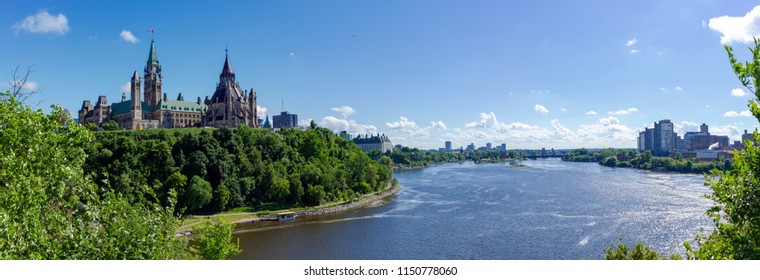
(249, 88), (257, 127)
(130, 71), (142, 120)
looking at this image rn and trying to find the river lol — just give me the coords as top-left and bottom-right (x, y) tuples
(232, 158), (714, 259)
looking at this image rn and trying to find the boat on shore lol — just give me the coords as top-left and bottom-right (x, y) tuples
(276, 211), (298, 221)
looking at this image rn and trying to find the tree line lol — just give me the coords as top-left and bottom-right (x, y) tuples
(82, 125), (394, 214)
(367, 147), (524, 167)
(562, 148), (730, 174)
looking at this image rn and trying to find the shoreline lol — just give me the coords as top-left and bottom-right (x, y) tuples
(177, 184), (401, 235)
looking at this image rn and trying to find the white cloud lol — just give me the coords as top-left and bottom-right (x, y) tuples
(550, 119), (576, 139)
(629, 49), (640, 54)
(411, 128), (430, 137)
(298, 118), (314, 127)
(443, 112), (643, 149)
(23, 81), (39, 91)
(13, 10), (69, 35)
(708, 5), (760, 44)
(674, 121), (701, 136)
(320, 116), (377, 135)
(533, 104), (549, 114)
(331, 105), (356, 118)
(607, 107), (638, 115)
(585, 111), (598, 116)
(289, 52), (295, 58)
(711, 124), (744, 141)
(560, 108), (567, 112)
(256, 105), (268, 119)
(724, 110), (752, 117)
(430, 121), (447, 131)
(732, 88), (747, 97)
(577, 116), (636, 143)
(121, 81), (130, 93)
(386, 116), (417, 130)
(465, 112), (498, 128)
(626, 38), (638, 47)
(660, 87), (669, 92)
(4, 80), (40, 91)
(120, 30), (139, 44)
(675, 86), (683, 91)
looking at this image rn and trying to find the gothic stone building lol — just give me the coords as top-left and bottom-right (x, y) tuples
(78, 40), (258, 129)
(203, 53), (258, 128)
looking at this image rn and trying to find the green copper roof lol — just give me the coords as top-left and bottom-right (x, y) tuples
(111, 101), (153, 115)
(155, 99), (207, 112)
(147, 40), (158, 65)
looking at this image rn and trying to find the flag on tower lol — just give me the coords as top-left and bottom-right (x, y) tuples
(148, 29), (154, 33)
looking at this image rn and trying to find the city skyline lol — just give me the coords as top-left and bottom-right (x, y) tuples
(3, 1), (760, 149)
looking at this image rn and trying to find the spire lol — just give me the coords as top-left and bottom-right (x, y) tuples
(132, 70), (139, 79)
(221, 53), (234, 76)
(147, 40), (158, 66)
(219, 48), (236, 82)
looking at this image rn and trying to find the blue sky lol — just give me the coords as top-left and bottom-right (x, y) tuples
(2, 0), (760, 149)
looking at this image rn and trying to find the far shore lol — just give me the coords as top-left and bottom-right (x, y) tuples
(177, 184), (401, 235)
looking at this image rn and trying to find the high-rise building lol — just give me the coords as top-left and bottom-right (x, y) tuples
(653, 119), (675, 156)
(700, 123), (709, 134)
(638, 128), (654, 152)
(638, 120), (675, 155)
(445, 141), (452, 151)
(340, 131), (352, 140)
(272, 111), (298, 129)
(486, 143), (492, 150)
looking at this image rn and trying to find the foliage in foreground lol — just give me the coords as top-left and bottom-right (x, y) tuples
(0, 91), (234, 259)
(684, 39), (760, 259)
(191, 219), (241, 260)
(603, 241), (682, 260)
(604, 38), (760, 260)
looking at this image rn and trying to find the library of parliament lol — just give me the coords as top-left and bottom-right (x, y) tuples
(78, 40), (259, 129)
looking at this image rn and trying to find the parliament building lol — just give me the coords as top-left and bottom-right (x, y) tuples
(78, 40), (258, 129)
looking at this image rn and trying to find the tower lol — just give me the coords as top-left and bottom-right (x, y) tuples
(203, 49), (257, 128)
(130, 71), (142, 120)
(249, 88), (258, 127)
(144, 39), (162, 108)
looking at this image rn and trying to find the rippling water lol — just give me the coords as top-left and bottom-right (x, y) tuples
(233, 158), (713, 259)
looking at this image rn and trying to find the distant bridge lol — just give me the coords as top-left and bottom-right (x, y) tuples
(524, 155), (563, 159)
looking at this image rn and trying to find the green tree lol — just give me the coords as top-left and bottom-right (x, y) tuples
(191, 219), (241, 260)
(102, 120), (119, 131)
(184, 176), (212, 211)
(603, 241), (681, 260)
(674, 151), (684, 160)
(85, 122), (99, 132)
(687, 38), (760, 259)
(212, 183), (231, 212)
(0, 91), (191, 259)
